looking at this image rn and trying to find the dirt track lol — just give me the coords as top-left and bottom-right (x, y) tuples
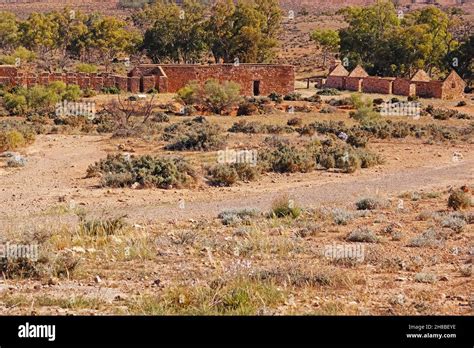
(0, 134), (472, 227)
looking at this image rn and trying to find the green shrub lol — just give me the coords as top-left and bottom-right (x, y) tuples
(237, 99), (259, 116)
(355, 149), (384, 168)
(82, 87), (96, 98)
(262, 144), (315, 173)
(3, 93), (27, 115)
(304, 94), (322, 103)
(229, 121), (290, 134)
(207, 164), (239, 186)
(2, 83), (81, 115)
(232, 162), (259, 181)
(317, 88), (340, 96)
(319, 154), (336, 169)
(87, 154), (197, 189)
(0, 121), (36, 151)
(101, 86), (121, 95)
(0, 130), (25, 151)
(336, 152), (361, 173)
(76, 63), (98, 73)
(165, 121), (225, 151)
(176, 81), (200, 105)
(268, 92), (283, 103)
(346, 133), (368, 148)
(296, 124), (316, 136)
(202, 79), (241, 114)
(356, 197), (382, 210)
(350, 106), (380, 124)
(0, 47), (36, 66)
(176, 79), (242, 114)
(283, 92), (302, 101)
(328, 97), (353, 107)
(207, 162), (259, 186)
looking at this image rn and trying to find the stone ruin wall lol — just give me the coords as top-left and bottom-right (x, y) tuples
(0, 64), (295, 96)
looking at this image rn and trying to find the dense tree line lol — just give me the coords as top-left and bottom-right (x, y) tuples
(310, 1), (473, 84)
(0, 0), (282, 71)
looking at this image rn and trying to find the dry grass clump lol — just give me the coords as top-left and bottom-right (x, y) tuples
(269, 195), (301, 219)
(252, 264), (363, 290)
(128, 277), (285, 315)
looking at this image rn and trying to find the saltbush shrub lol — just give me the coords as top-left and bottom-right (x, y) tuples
(207, 164), (239, 186)
(164, 120), (226, 151)
(87, 154), (197, 189)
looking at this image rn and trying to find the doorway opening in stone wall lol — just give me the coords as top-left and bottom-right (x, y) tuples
(253, 80), (260, 96)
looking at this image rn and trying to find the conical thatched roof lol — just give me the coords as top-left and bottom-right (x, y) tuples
(328, 64), (349, 77)
(348, 65), (368, 78)
(411, 69), (431, 82)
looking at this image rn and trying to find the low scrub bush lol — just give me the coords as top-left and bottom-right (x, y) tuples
(317, 88), (340, 96)
(87, 154), (197, 189)
(176, 79), (242, 114)
(229, 121), (291, 135)
(304, 94), (322, 103)
(164, 120), (226, 151)
(407, 228), (444, 248)
(268, 92), (283, 103)
(283, 92), (302, 101)
(207, 164), (238, 186)
(218, 209), (259, 225)
(287, 117), (303, 126)
(237, 99), (259, 116)
(346, 227), (378, 243)
(320, 105), (337, 113)
(3, 83), (81, 115)
(207, 163), (259, 186)
(0, 121), (36, 151)
(152, 112), (170, 123)
(261, 144), (315, 173)
(355, 197), (383, 210)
